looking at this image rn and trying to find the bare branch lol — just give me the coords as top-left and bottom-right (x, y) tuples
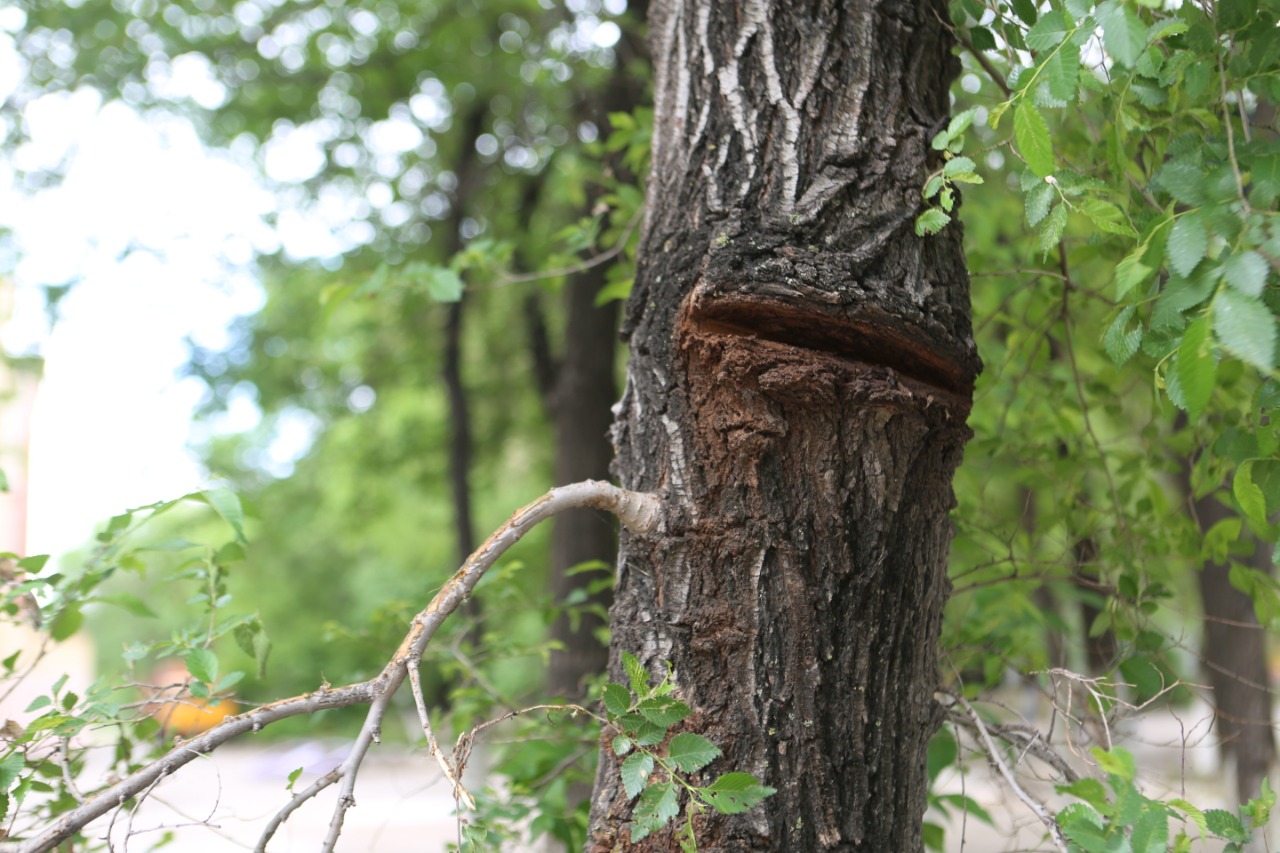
(951, 694), (1070, 853)
(0, 482), (660, 853)
(254, 769), (343, 853)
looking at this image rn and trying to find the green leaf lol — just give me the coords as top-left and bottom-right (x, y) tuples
(1175, 314), (1216, 417)
(603, 683), (633, 717)
(1167, 214), (1208, 277)
(1025, 180), (1055, 226)
(1098, 0), (1149, 67)
(50, 605), (82, 642)
(1026, 10), (1073, 49)
(621, 752), (653, 799)
(943, 156), (976, 177)
(1104, 306), (1143, 366)
(185, 648), (218, 685)
(197, 489), (248, 545)
(668, 733), (721, 773)
(631, 782), (680, 841)
(1234, 461), (1269, 531)
(93, 593), (157, 619)
(1222, 250), (1269, 297)
(1038, 204), (1069, 253)
(927, 731), (958, 782)
(915, 208), (951, 236)
(1012, 0), (1038, 25)
(421, 266), (464, 303)
(0, 753), (22, 791)
(1015, 102), (1055, 178)
(1213, 289), (1277, 372)
(613, 734), (633, 756)
(1080, 199), (1137, 238)
(1115, 249), (1154, 299)
(636, 697), (692, 727)
(1205, 808), (1248, 842)
(623, 652), (650, 696)
(1091, 747), (1137, 782)
(699, 772), (777, 815)
(1039, 41), (1081, 105)
(946, 107), (980, 139)
(286, 766), (303, 791)
(1157, 158), (1208, 206)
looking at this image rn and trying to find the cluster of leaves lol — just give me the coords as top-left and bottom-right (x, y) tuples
(0, 490), (263, 844)
(1059, 748), (1274, 852)
(602, 652), (774, 850)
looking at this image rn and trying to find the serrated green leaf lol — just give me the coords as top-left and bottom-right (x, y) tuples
(1026, 10), (1073, 49)
(1025, 180), (1055, 226)
(613, 734), (633, 756)
(944, 156), (976, 176)
(631, 781), (680, 841)
(699, 773), (776, 815)
(1098, 0), (1148, 67)
(923, 175), (943, 200)
(185, 649), (218, 685)
(1037, 204), (1069, 253)
(1167, 213), (1208, 277)
(1157, 158), (1208, 206)
(1206, 808), (1248, 842)
(603, 683), (633, 717)
(1222, 250), (1269, 297)
(1080, 199), (1137, 237)
(623, 652), (650, 696)
(621, 752), (653, 799)
(1015, 101), (1055, 178)
(947, 107), (980, 139)
(1168, 798), (1208, 832)
(1012, 0), (1038, 25)
(1176, 314), (1216, 417)
(1039, 41), (1081, 105)
(637, 696), (691, 727)
(1104, 306), (1143, 366)
(1214, 289), (1277, 371)
(668, 733), (721, 773)
(0, 752), (23, 791)
(915, 208), (951, 236)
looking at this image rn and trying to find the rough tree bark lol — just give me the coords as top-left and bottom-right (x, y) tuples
(588, 0), (980, 850)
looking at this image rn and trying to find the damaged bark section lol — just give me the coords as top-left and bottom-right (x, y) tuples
(589, 0), (978, 850)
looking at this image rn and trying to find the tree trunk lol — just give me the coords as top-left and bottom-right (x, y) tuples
(1195, 495), (1276, 805)
(546, 9), (649, 699)
(589, 0), (980, 850)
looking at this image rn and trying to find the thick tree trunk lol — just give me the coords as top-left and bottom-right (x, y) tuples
(589, 0), (980, 850)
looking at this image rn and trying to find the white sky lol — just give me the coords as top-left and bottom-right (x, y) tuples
(1, 88), (275, 559)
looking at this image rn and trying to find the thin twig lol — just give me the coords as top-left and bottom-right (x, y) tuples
(407, 658), (475, 809)
(951, 694), (1070, 853)
(474, 209), (643, 290)
(253, 768), (343, 853)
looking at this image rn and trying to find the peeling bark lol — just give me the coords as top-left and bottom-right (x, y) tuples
(589, 0), (978, 850)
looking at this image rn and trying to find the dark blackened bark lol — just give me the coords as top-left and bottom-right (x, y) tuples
(1195, 495), (1275, 804)
(589, 0), (979, 850)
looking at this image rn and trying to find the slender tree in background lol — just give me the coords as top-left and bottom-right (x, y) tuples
(588, 0), (980, 848)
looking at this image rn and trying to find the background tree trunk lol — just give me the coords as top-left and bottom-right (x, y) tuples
(589, 0), (981, 849)
(1194, 495), (1276, 805)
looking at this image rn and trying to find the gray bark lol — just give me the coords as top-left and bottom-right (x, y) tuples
(589, 0), (979, 849)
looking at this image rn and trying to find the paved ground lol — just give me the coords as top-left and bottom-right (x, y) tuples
(44, 698), (1269, 852)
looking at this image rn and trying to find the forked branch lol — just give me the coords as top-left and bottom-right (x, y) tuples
(1, 481), (661, 853)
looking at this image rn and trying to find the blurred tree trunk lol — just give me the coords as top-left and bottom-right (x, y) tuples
(545, 8), (649, 699)
(588, 0), (980, 848)
(1194, 494), (1275, 805)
